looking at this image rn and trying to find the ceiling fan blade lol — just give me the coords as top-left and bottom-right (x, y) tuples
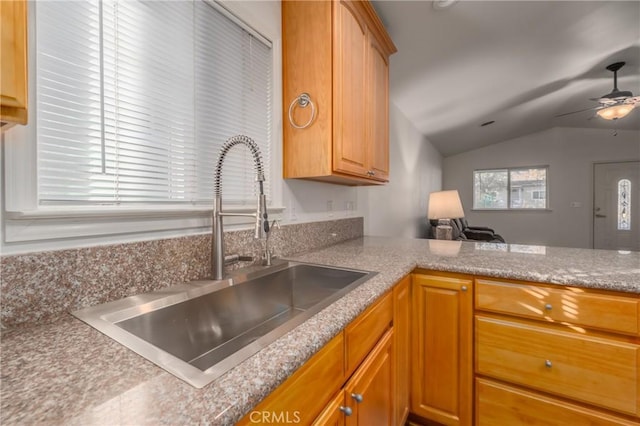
(555, 106), (599, 118)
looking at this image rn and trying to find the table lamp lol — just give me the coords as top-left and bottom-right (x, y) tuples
(428, 190), (464, 240)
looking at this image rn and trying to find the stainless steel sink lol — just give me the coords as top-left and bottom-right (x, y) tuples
(72, 261), (375, 388)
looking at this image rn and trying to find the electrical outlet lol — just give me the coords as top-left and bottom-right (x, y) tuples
(345, 201), (354, 217)
(289, 200), (297, 221)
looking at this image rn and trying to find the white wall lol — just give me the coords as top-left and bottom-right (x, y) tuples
(363, 103), (443, 238)
(443, 126), (640, 248)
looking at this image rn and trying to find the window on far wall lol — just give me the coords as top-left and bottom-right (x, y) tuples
(473, 167), (548, 210)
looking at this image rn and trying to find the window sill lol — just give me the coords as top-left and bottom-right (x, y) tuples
(3, 205), (285, 250)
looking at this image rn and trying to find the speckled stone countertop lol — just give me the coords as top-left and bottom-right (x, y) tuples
(2, 237), (639, 425)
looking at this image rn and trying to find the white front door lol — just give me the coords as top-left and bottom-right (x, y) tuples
(593, 161), (640, 251)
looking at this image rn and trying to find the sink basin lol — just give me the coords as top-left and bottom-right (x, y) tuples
(72, 261), (375, 388)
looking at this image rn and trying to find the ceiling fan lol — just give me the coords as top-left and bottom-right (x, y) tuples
(556, 61), (640, 120)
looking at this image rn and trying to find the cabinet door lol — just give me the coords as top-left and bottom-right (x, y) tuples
(412, 273), (473, 426)
(367, 33), (390, 182)
(394, 276), (411, 425)
(344, 329), (394, 426)
(237, 333), (345, 425)
(313, 392), (346, 426)
(332, 0), (369, 178)
(0, 0), (28, 125)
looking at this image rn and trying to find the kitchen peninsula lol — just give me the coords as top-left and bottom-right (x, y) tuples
(1, 236), (639, 425)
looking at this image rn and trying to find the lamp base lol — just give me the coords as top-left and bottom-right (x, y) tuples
(435, 219), (453, 240)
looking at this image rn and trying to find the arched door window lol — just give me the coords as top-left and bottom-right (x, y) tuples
(618, 179), (631, 230)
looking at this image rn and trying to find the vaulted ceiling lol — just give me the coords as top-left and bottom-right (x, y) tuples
(372, 1), (640, 157)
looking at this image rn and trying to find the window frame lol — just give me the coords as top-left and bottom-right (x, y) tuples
(1, 0), (284, 252)
(472, 166), (550, 211)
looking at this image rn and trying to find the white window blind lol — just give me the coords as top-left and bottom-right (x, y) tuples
(35, 0), (272, 207)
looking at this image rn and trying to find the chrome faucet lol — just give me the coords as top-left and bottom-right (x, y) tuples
(263, 219), (280, 266)
(212, 135), (269, 280)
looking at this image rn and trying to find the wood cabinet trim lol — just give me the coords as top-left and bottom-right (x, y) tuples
(354, 0), (397, 56)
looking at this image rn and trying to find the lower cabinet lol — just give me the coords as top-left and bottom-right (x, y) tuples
(237, 332), (345, 425)
(411, 272), (473, 426)
(240, 279), (404, 425)
(313, 393), (346, 426)
(344, 329), (394, 425)
(316, 329), (395, 426)
(239, 269), (640, 426)
(393, 276), (411, 425)
(475, 277), (640, 425)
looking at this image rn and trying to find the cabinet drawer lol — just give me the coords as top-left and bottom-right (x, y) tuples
(345, 291), (392, 377)
(476, 316), (639, 416)
(476, 279), (639, 335)
(477, 378), (639, 426)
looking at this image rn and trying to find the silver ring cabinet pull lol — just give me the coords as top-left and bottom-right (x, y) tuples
(288, 92), (316, 129)
(351, 393), (363, 403)
(545, 359), (552, 368)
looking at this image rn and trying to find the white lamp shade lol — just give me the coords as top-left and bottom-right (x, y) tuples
(428, 190), (465, 219)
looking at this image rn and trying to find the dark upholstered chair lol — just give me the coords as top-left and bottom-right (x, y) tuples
(452, 218), (505, 243)
(429, 218), (505, 243)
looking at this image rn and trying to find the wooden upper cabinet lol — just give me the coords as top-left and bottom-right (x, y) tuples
(0, 0), (28, 128)
(282, 0), (396, 186)
(332, 1), (368, 178)
(367, 32), (390, 182)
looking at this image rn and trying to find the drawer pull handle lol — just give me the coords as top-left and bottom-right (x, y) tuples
(351, 393), (364, 403)
(461, 285), (468, 292)
(544, 303), (552, 311)
(339, 406), (353, 416)
(545, 359), (552, 368)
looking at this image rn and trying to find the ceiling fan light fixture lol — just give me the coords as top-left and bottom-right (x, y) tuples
(596, 103), (635, 120)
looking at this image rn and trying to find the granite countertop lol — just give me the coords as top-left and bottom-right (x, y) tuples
(2, 237), (639, 425)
